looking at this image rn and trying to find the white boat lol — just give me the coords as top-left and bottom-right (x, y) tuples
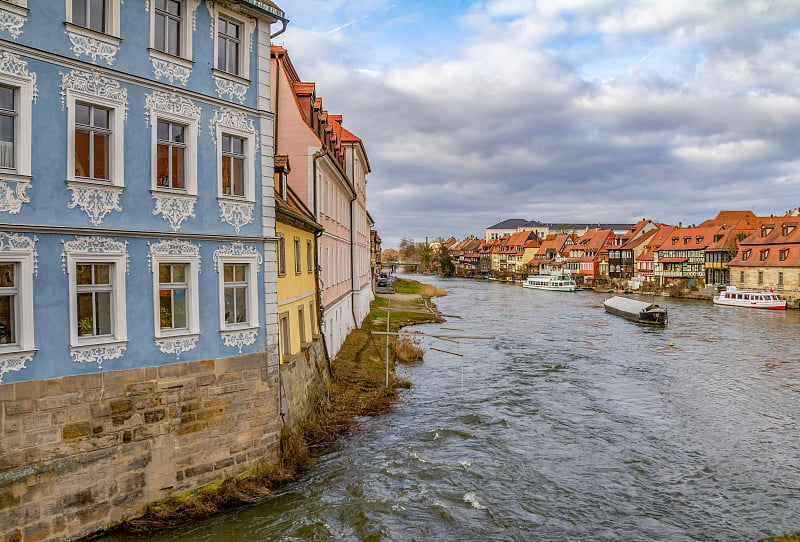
(522, 274), (577, 292)
(713, 286), (786, 310)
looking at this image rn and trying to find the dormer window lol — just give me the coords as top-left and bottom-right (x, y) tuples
(761, 226), (773, 237)
(714, 234), (723, 242)
(695, 236), (703, 244)
(671, 237), (678, 245)
(760, 249), (769, 261)
(742, 249), (751, 261)
(782, 224), (796, 236)
(683, 237), (691, 245)
(780, 249), (789, 261)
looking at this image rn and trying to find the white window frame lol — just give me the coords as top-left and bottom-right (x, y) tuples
(151, 111), (198, 195)
(66, 90), (125, 188)
(211, 5), (253, 81)
(215, 124), (255, 203)
(0, 74), (34, 181)
(148, 0), (199, 63)
(217, 253), (259, 332)
(0, 249), (34, 355)
(65, 0), (121, 37)
(151, 254), (199, 340)
(66, 253), (127, 348)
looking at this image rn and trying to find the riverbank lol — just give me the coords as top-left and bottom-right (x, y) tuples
(95, 278), (444, 539)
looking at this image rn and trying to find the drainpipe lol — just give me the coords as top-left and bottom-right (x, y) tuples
(311, 146), (330, 371)
(270, 17), (289, 40)
(314, 228), (332, 377)
(349, 187), (359, 330)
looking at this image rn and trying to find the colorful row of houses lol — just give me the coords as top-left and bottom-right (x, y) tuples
(0, 2), (382, 539)
(444, 210), (800, 308)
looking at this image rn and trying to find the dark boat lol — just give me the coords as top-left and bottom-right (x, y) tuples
(603, 295), (667, 325)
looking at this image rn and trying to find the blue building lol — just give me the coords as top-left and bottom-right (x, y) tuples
(0, 0), (286, 384)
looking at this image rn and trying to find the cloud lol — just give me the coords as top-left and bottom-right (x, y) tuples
(279, 0), (800, 247)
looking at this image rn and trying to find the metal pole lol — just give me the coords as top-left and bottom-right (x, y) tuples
(385, 299), (390, 388)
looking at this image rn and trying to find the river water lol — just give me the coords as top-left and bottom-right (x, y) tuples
(116, 275), (800, 541)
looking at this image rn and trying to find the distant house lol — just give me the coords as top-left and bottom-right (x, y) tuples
(485, 219), (529, 241)
(653, 225), (723, 286)
(566, 228), (614, 284)
(699, 210), (764, 285)
(727, 218), (800, 307)
(536, 234), (576, 275)
(608, 220), (660, 280)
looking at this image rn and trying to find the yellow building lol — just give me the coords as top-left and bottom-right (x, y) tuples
(275, 157), (324, 363)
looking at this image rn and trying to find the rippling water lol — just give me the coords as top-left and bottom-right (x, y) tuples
(117, 275), (800, 541)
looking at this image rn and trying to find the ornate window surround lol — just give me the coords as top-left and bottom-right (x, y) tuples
(62, 236), (128, 356)
(209, 3), (254, 102)
(148, 239), (200, 357)
(147, 0), (200, 86)
(0, 231), (37, 382)
(213, 242), (261, 350)
(62, 69), (127, 225)
(211, 107), (257, 232)
(146, 91), (200, 230)
(0, 51), (36, 182)
(64, 0), (122, 65)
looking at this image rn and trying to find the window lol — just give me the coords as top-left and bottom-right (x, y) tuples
(74, 103), (110, 181)
(0, 85), (15, 170)
(150, 240), (200, 345)
(761, 226), (774, 237)
(782, 224), (796, 236)
(0, 247), (34, 355)
(758, 271), (763, 285)
(72, 0), (107, 33)
(154, 0), (181, 56)
(778, 272), (783, 286)
(309, 301), (315, 335)
(221, 134), (244, 197)
(156, 120), (185, 189)
(294, 237), (301, 274)
(75, 263), (112, 337)
(740, 271), (745, 283)
(216, 248), (260, 333)
(217, 16), (240, 75)
(297, 304), (305, 344)
(760, 249), (769, 261)
(0, 263), (18, 345)
(223, 263), (248, 325)
(742, 249), (751, 261)
(780, 249), (789, 261)
(307, 240), (313, 273)
(158, 264), (187, 330)
(277, 234), (286, 276)
(279, 312), (290, 358)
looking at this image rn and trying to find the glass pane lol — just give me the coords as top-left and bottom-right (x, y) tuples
(172, 263), (186, 283)
(168, 18), (180, 56)
(157, 121), (169, 141)
(158, 263), (171, 283)
(75, 103), (91, 126)
(156, 143), (170, 187)
(228, 42), (239, 75)
(77, 292), (93, 335)
(217, 39), (227, 71)
(75, 130), (90, 177)
(159, 289), (172, 328)
(233, 157), (244, 196)
(76, 264), (92, 285)
(0, 295), (14, 344)
(93, 107), (109, 129)
(173, 288), (186, 328)
(172, 146), (184, 189)
(224, 288), (234, 324)
(235, 287), (247, 323)
(221, 155), (231, 195)
(0, 86), (14, 110)
(89, 0), (105, 33)
(156, 0), (165, 11)
(94, 264), (110, 284)
(222, 135), (231, 152)
(0, 115), (13, 169)
(217, 18), (226, 36)
(234, 264), (246, 282)
(95, 291), (112, 335)
(72, 0), (87, 27)
(223, 264), (233, 282)
(0, 264), (13, 287)
(93, 133), (108, 180)
(228, 20), (239, 39)
(172, 124), (184, 143)
(167, 0), (181, 16)
(231, 137), (243, 154)
(155, 13), (166, 52)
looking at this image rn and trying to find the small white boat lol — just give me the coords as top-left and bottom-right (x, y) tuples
(522, 274), (577, 292)
(713, 286), (786, 310)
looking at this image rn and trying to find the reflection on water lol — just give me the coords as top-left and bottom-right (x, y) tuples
(107, 276), (800, 542)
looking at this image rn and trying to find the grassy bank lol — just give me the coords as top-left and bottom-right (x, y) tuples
(99, 278), (444, 538)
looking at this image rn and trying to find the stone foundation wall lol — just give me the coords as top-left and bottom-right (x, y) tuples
(0, 353), (280, 542)
(280, 336), (329, 431)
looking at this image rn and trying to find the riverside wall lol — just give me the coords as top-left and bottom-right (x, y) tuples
(0, 353), (284, 542)
(279, 336), (330, 431)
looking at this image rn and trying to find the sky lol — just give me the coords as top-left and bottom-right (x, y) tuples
(275, 0), (800, 248)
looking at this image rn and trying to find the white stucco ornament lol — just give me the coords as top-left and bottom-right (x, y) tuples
(0, 9), (25, 39)
(70, 344), (126, 369)
(61, 236), (129, 273)
(0, 353), (34, 383)
(212, 241), (262, 272)
(60, 69), (128, 118)
(66, 31), (120, 65)
(147, 238), (201, 271)
(220, 329), (257, 353)
(0, 51), (37, 100)
(67, 184), (123, 225)
(155, 336), (199, 358)
(213, 75), (248, 104)
(218, 200), (254, 233)
(151, 56), (192, 86)
(152, 193), (197, 231)
(0, 232), (38, 275)
(0, 180), (30, 214)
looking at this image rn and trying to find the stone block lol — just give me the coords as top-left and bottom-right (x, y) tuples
(184, 463), (213, 478)
(143, 409), (165, 424)
(25, 427), (61, 447)
(195, 374), (216, 386)
(110, 398), (133, 415)
(158, 362), (188, 379)
(125, 382), (155, 397)
(213, 457), (234, 470)
(0, 491), (19, 510)
(0, 383), (14, 402)
(4, 398), (33, 416)
(187, 359), (216, 374)
(13, 380), (43, 400)
(2, 528), (22, 542)
(22, 522), (50, 542)
(62, 422), (92, 440)
(23, 413), (52, 432)
(36, 393), (81, 411)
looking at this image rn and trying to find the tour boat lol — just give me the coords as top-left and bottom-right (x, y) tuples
(603, 296), (668, 325)
(713, 286), (786, 310)
(522, 274), (577, 292)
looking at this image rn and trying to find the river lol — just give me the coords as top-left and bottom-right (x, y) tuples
(109, 275), (800, 541)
